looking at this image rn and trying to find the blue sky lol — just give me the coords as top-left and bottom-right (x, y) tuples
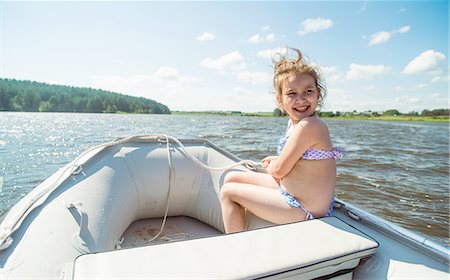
(1, 1), (448, 113)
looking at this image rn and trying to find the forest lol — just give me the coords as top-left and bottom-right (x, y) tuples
(0, 78), (170, 114)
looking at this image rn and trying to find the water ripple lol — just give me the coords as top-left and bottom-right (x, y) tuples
(0, 112), (448, 245)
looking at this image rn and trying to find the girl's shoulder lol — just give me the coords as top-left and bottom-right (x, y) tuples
(296, 115), (328, 131)
(293, 116), (331, 147)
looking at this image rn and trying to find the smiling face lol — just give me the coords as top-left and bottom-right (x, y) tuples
(281, 73), (319, 123)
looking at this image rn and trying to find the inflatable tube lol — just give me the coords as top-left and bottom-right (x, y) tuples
(0, 138), (241, 278)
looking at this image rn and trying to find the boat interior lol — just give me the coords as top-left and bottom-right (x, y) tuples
(1, 137), (448, 279)
(69, 139), (379, 279)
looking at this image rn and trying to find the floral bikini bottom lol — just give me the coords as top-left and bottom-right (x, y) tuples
(277, 186), (334, 220)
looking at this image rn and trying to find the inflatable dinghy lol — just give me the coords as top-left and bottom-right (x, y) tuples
(0, 135), (448, 279)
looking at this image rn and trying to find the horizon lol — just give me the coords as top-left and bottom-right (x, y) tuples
(1, 1), (448, 113)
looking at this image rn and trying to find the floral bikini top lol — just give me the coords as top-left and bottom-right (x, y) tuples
(276, 121), (345, 160)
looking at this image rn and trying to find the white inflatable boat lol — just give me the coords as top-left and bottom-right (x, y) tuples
(0, 135), (448, 279)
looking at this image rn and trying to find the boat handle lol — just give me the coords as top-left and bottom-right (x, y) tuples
(65, 201), (89, 252)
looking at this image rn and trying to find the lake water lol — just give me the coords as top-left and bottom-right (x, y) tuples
(0, 112), (449, 246)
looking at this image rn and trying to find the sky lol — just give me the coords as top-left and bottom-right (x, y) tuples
(1, 1), (448, 113)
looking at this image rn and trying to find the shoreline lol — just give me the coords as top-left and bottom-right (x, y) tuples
(1, 110), (448, 122)
(171, 111), (449, 122)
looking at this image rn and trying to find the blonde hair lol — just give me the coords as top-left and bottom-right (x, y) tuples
(273, 48), (326, 112)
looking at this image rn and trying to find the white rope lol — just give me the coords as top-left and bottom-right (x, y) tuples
(146, 135), (172, 243)
(0, 134), (262, 249)
(159, 135), (261, 172)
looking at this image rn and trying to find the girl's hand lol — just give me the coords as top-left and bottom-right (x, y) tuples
(261, 156), (278, 168)
(261, 156), (282, 184)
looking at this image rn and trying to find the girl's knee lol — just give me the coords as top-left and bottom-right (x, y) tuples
(220, 183), (231, 201)
(220, 183), (237, 201)
(223, 171), (248, 184)
(223, 171), (240, 184)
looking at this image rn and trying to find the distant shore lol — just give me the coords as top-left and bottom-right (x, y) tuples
(2, 111), (448, 122)
(172, 111), (273, 117)
(172, 111), (449, 122)
(322, 115), (449, 122)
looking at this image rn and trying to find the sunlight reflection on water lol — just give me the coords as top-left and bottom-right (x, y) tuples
(0, 112), (448, 245)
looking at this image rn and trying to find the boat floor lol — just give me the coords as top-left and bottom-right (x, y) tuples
(120, 216), (223, 248)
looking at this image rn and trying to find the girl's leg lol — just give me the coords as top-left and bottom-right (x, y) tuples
(223, 171), (278, 188)
(220, 181), (308, 233)
(220, 171), (279, 232)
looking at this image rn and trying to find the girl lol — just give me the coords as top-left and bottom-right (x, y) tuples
(220, 48), (342, 233)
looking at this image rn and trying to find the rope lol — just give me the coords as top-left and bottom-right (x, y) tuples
(158, 135), (261, 172)
(146, 135), (172, 243)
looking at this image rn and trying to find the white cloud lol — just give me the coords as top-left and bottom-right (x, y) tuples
(162, 86), (275, 112)
(346, 64), (393, 80)
(248, 34), (264, 44)
(90, 74), (152, 89)
(322, 66), (344, 82)
(431, 93), (442, 98)
(402, 49), (446, 75)
(398, 25), (410, 33)
(230, 87), (275, 111)
(153, 66), (201, 83)
(200, 51), (246, 71)
(89, 66), (201, 96)
(368, 31), (391, 46)
(196, 32), (216, 41)
(248, 33), (275, 43)
(415, 83), (428, 89)
(88, 74), (156, 100)
(394, 95), (420, 105)
(298, 18), (334, 35)
(256, 48), (288, 59)
(238, 71), (272, 85)
(248, 25), (276, 44)
(324, 88), (357, 112)
(154, 67), (179, 80)
(431, 75), (450, 83)
(367, 25), (410, 46)
(265, 33), (275, 42)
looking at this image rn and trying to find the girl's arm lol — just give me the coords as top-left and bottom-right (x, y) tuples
(261, 156), (281, 184)
(261, 156), (278, 168)
(266, 116), (328, 178)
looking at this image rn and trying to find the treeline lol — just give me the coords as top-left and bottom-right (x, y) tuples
(0, 78), (170, 114)
(318, 109), (449, 117)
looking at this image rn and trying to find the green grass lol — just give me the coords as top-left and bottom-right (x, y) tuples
(172, 111), (449, 122)
(325, 115), (449, 122)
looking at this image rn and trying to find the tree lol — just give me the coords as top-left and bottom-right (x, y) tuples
(86, 96), (104, 113)
(383, 109), (401, 116)
(422, 109), (449, 116)
(0, 88), (12, 110)
(273, 108), (287, 117)
(318, 111), (335, 117)
(22, 91), (41, 111)
(0, 78), (171, 114)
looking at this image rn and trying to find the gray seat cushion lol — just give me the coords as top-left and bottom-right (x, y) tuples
(72, 217), (378, 279)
